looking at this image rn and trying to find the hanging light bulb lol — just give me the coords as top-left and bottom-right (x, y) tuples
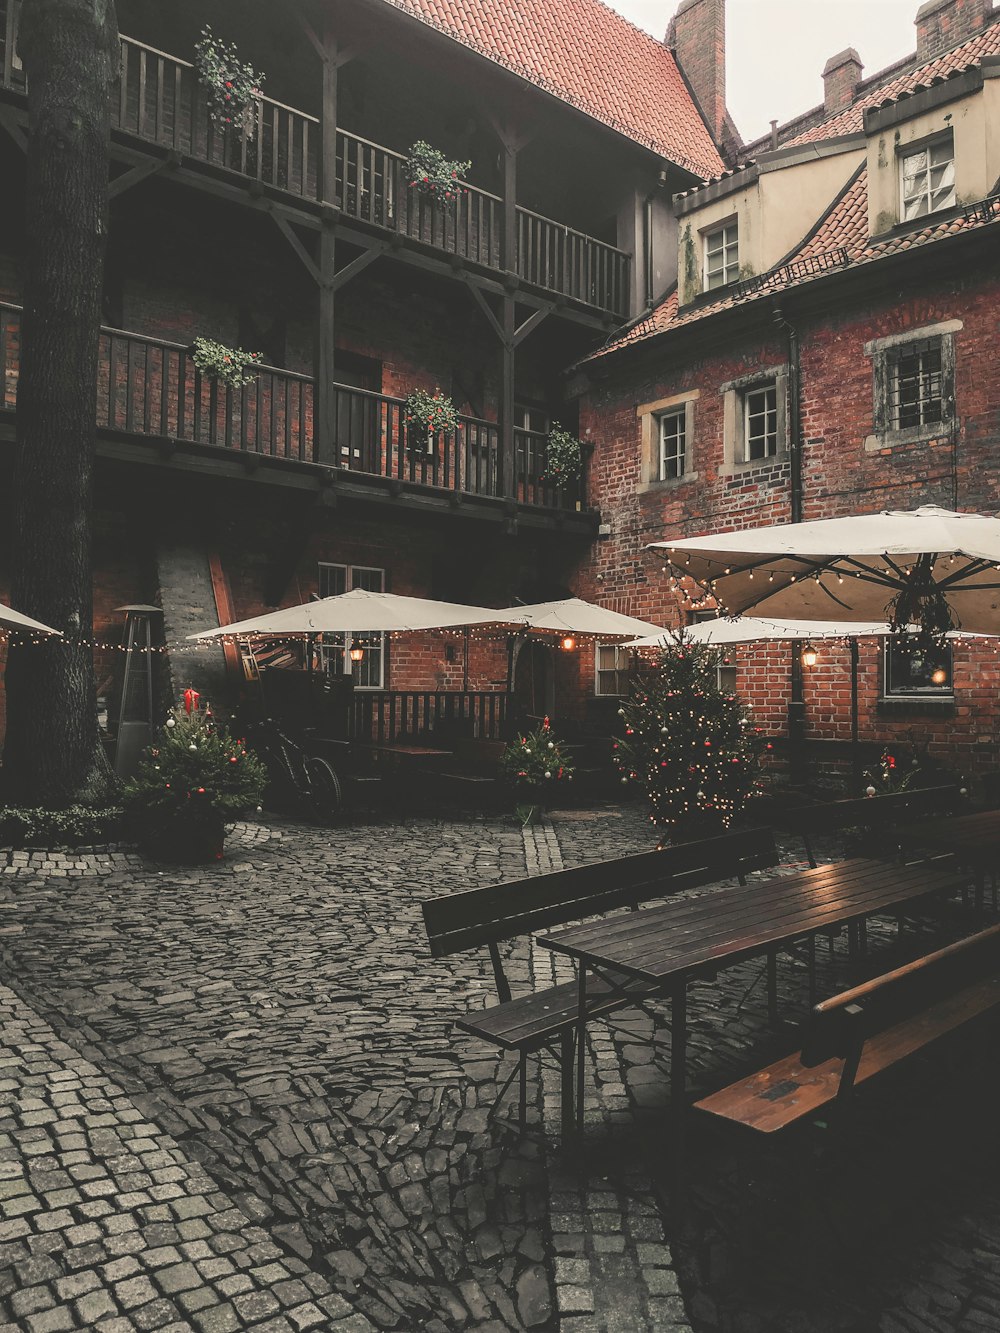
(560, 635), (576, 652)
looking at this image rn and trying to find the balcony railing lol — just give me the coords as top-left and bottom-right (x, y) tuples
(0, 2), (630, 316)
(350, 690), (509, 744)
(0, 304), (585, 511)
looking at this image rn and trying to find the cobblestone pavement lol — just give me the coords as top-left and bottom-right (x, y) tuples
(1, 812), (1000, 1331)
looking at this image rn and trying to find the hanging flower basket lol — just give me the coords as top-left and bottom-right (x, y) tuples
(194, 26), (265, 139)
(404, 140), (471, 203)
(190, 337), (264, 390)
(405, 387), (459, 452)
(538, 424), (584, 486)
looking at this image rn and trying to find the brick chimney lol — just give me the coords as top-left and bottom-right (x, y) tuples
(822, 48), (864, 116)
(915, 0), (993, 61)
(666, 0), (727, 146)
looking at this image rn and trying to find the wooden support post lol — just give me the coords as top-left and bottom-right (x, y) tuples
(500, 295), (515, 499)
(316, 21), (339, 467)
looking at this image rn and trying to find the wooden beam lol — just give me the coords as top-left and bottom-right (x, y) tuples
(484, 112), (536, 155)
(330, 242), (388, 292)
(207, 552), (241, 678)
(270, 210), (321, 283)
(464, 280), (507, 346)
(513, 306), (552, 348)
(108, 157), (169, 199)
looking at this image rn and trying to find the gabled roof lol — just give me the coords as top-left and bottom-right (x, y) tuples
(586, 164), (1000, 362)
(377, 0), (725, 180)
(782, 19), (1000, 147)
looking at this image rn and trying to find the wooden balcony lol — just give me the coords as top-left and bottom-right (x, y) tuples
(0, 304), (586, 513)
(0, 3), (630, 319)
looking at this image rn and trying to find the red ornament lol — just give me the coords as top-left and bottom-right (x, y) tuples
(184, 688), (200, 715)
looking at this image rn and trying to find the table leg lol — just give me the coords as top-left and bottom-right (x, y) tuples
(560, 1030), (575, 1138)
(807, 934), (816, 1008)
(576, 963), (587, 1135)
(766, 951), (778, 1022)
(669, 981), (688, 1196)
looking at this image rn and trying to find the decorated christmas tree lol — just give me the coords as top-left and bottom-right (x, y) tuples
(614, 634), (766, 842)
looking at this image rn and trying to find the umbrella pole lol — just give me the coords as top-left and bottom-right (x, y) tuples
(463, 628), (470, 693)
(850, 637), (861, 791)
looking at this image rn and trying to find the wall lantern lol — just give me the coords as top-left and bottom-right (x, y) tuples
(801, 643), (818, 668)
(349, 645), (365, 663)
(560, 635), (577, 652)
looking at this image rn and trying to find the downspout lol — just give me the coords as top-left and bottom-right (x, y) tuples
(773, 301), (806, 773)
(643, 168), (669, 312)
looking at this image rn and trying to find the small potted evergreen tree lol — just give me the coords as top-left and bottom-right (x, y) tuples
(124, 705), (266, 863)
(502, 717), (575, 825)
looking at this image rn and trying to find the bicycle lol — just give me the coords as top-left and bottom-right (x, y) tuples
(244, 717), (343, 821)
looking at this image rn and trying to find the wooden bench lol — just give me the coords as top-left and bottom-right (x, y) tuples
(435, 738), (506, 805)
(767, 784), (966, 869)
(422, 826), (779, 1132)
(694, 922), (1000, 1141)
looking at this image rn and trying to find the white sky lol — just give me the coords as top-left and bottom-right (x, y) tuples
(609, 0), (920, 142)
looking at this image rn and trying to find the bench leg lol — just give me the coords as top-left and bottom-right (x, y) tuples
(560, 1030), (576, 1138)
(766, 950), (778, 1023)
(807, 935), (816, 1008)
(576, 965), (588, 1135)
(669, 982), (688, 1215)
(519, 1052), (527, 1128)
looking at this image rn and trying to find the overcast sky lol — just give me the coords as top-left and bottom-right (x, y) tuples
(609, 0), (920, 142)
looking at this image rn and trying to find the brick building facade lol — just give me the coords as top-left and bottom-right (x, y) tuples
(570, 0), (1000, 777)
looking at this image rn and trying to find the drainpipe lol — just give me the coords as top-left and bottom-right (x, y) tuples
(773, 301), (806, 774)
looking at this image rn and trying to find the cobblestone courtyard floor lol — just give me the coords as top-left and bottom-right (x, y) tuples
(1, 807), (1000, 1331)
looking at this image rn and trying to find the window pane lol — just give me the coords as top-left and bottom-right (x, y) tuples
(744, 384), (778, 460)
(318, 564), (347, 599)
(891, 339), (944, 429)
(885, 642), (952, 695)
(658, 409), (686, 479)
(705, 222), (738, 290)
(901, 135), (955, 220)
(351, 567), (384, 592)
(596, 643), (628, 696)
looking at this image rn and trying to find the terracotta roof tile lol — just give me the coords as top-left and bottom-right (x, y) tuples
(377, 0), (725, 180)
(587, 165), (999, 361)
(784, 21), (1000, 147)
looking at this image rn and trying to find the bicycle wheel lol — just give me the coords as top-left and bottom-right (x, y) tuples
(304, 756), (342, 820)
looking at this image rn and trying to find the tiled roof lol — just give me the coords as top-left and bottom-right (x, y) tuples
(587, 165), (1000, 361)
(783, 20), (1000, 147)
(377, 0), (725, 180)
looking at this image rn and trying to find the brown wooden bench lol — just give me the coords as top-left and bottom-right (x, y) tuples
(766, 783), (967, 869)
(694, 922), (1000, 1140)
(421, 826), (779, 1131)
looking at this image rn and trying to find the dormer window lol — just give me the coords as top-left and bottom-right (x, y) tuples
(704, 220), (739, 290)
(900, 134), (955, 221)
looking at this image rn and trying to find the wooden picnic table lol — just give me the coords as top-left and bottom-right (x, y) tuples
(535, 855), (968, 1181)
(896, 807), (1000, 911)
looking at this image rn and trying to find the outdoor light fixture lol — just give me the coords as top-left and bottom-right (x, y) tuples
(801, 643), (818, 668)
(931, 667), (948, 685)
(560, 635), (577, 651)
(349, 645), (365, 663)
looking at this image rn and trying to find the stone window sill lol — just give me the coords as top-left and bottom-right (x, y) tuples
(877, 697), (955, 717)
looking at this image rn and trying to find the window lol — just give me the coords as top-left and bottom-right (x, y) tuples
(884, 641), (953, 698)
(720, 368), (787, 471)
(704, 220), (739, 290)
(595, 643), (630, 697)
(692, 612), (738, 695)
(657, 408), (686, 480)
(317, 564), (386, 689)
(865, 322), (958, 448)
(900, 135), (955, 222)
(743, 383), (778, 460)
(890, 338), (944, 430)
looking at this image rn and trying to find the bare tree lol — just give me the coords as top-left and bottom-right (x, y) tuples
(3, 0), (118, 805)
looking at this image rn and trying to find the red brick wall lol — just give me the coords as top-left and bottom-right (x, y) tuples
(571, 260), (1000, 776)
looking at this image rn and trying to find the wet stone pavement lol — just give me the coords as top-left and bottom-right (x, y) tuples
(0, 811), (999, 1330)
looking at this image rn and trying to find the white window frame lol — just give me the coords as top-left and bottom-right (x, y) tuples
(704, 219), (739, 291)
(899, 132), (956, 222)
(691, 612), (738, 695)
(743, 382), (779, 461)
(635, 391), (698, 492)
(657, 407), (687, 481)
(595, 643), (630, 697)
(316, 563), (386, 689)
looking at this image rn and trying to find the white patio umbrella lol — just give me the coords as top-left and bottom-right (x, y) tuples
(188, 588), (523, 639)
(497, 597), (666, 640)
(646, 506), (1000, 636)
(0, 602), (63, 636)
(625, 617), (895, 649)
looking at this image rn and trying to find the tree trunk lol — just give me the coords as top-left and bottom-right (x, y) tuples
(2, 0), (119, 806)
